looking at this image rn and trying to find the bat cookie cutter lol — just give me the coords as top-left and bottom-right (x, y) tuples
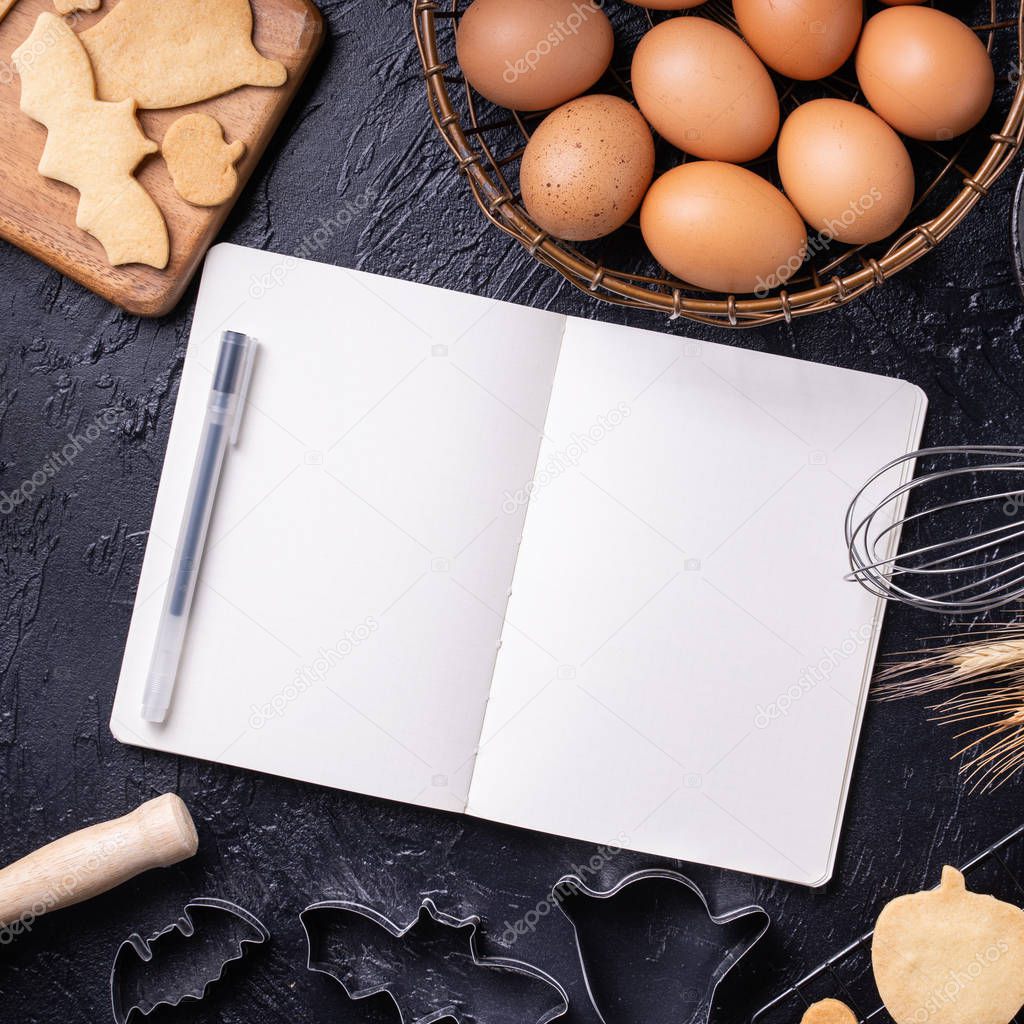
(554, 868), (770, 1024)
(301, 897), (569, 1024)
(110, 897), (270, 1023)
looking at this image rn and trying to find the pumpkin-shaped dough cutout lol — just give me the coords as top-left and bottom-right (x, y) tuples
(162, 114), (246, 207)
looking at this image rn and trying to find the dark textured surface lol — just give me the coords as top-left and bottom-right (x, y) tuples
(2, 1), (1024, 1022)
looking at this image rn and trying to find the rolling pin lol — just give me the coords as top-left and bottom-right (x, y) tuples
(0, 794), (198, 938)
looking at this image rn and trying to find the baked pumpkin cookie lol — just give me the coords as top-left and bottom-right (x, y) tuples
(872, 866), (1024, 1024)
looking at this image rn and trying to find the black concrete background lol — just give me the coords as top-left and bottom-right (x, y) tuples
(2, 1), (1024, 1022)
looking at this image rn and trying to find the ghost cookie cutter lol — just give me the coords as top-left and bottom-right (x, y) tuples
(554, 868), (770, 1024)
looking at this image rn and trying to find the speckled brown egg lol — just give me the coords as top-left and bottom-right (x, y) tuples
(777, 99), (915, 244)
(856, 7), (995, 140)
(734, 0), (863, 80)
(640, 161), (808, 294)
(631, 17), (779, 162)
(456, 0), (614, 112)
(520, 95), (655, 241)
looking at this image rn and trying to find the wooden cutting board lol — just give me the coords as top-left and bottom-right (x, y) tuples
(0, 0), (323, 316)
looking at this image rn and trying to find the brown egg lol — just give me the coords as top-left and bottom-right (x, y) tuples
(734, 0), (862, 80)
(456, 0), (614, 112)
(640, 162), (808, 294)
(520, 95), (655, 241)
(856, 7), (994, 140)
(631, 17), (779, 162)
(777, 99), (914, 245)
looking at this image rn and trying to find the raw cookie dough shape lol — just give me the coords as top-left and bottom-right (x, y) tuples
(13, 13), (169, 269)
(54, 0), (100, 15)
(872, 866), (1024, 1024)
(800, 999), (858, 1024)
(80, 0), (287, 109)
(162, 114), (246, 207)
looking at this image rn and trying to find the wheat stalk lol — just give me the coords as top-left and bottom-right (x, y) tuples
(933, 684), (1024, 793)
(875, 616), (1024, 791)
(876, 626), (1024, 700)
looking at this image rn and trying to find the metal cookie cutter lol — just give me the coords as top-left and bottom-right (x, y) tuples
(300, 897), (569, 1024)
(110, 897), (270, 1023)
(554, 868), (770, 1024)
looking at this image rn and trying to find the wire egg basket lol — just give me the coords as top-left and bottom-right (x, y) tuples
(413, 0), (1024, 328)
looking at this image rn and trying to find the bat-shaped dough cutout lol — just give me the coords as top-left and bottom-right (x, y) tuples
(80, 0), (287, 110)
(12, 13), (169, 269)
(301, 898), (569, 1024)
(555, 869), (770, 1024)
(110, 898), (269, 1024)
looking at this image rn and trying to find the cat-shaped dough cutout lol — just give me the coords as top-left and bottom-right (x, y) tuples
(13, 13), (169, 268)
(80, 0), (287, 110)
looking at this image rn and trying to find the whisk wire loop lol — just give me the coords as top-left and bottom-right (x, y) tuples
(846, 446), (1024, 614)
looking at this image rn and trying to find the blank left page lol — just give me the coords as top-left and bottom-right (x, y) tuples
(112, 244), (564, 812)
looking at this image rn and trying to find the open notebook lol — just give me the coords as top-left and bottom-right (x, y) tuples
(113, 243), (927, 886)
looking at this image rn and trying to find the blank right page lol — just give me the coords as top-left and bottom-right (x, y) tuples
(466, 318), (926, 886)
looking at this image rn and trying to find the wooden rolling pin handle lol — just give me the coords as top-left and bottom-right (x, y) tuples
(0, 794), (198, 934)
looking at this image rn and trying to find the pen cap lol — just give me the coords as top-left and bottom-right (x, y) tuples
(213, 331), (255, 395)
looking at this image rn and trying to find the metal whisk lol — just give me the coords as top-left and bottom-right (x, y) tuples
(846, 446), (1024, 614)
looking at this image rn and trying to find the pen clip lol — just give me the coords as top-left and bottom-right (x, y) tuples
(230, 338), (258, 447)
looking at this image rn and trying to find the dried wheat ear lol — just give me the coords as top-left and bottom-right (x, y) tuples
(876, 617), (1024, 792)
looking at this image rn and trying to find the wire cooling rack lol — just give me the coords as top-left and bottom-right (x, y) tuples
(752, 823), (1024, 1023)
